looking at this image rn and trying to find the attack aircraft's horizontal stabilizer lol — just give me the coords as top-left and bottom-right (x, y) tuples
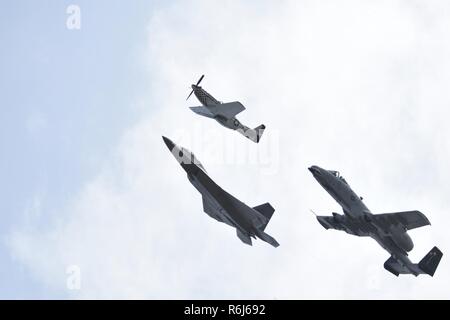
(384, 246), (443, 276)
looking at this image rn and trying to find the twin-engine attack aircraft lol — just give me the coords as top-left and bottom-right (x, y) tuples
(309, 165), (442, 276)
(186, 75), (266, 143)
(163, 136), (279, 247)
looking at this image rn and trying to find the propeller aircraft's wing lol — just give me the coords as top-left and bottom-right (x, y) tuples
(210, 101), (245, 118)
(189, 101), (245, 119)
(189, 106), (215, 118)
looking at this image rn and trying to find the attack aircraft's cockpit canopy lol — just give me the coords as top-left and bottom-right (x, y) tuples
(329, 170), (348, 185)
(329, 170), (340, 178)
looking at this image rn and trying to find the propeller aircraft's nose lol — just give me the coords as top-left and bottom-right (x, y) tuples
(187, 75), (204, 100)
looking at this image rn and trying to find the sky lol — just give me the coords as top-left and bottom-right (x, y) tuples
(1, 0), (450, 299)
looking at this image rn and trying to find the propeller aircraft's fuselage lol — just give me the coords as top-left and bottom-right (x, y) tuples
(186, 76), (266, 143)
(191, 84), (244, 129)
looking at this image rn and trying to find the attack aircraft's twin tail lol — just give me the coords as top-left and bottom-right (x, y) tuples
(163, 136), (279, 248)
(186, 75), (266, 143)
(309, 165), (443, 277)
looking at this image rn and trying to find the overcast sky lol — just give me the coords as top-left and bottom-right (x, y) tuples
(1, 0), (450, 299)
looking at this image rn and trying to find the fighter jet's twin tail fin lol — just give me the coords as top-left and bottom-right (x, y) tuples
(253, 202), (275, 230)
(384, 247), (443, 277)
(253, 203), (279, 248)
(235, 203), (279, 247)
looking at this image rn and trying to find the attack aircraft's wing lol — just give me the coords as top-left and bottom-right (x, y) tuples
(371, 210), (431, 231)
(316, 213), (366, 236)
(316, 215), (346, 231)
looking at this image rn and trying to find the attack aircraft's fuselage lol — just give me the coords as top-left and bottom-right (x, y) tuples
(308, 166), (418, 273)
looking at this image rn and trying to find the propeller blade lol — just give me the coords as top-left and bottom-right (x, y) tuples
(196, 74), (205, 86)
(186, 89), (194, 100)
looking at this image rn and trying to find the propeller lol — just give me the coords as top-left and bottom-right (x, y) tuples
(186, 75), (205, 100)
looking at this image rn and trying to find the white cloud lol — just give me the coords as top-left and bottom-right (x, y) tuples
(8, 0), (450, 298)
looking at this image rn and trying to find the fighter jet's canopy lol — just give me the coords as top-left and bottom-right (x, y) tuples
(180, 147), (207, 173)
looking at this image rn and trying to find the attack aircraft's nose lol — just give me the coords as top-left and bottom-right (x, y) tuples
(308, 166), (322, 175)
(162, 136), (175, 151)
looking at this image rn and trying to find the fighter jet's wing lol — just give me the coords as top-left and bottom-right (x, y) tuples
(208, 101), (246, 119)
(202, 196), (215, 215)
(190, 106), (215, 118)
(371, 210), (431, 231)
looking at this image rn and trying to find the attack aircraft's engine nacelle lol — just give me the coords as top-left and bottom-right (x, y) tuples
(390, 225), (414, 252)
(332, 212), (344, 222)
(363, 214), (373, 223)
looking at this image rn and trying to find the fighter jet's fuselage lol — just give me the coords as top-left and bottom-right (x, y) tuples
(188, 168), (260, 236)
(163, 136), (279, 247)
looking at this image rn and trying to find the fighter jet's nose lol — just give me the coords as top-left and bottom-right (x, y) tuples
(162, 136), (175, 151)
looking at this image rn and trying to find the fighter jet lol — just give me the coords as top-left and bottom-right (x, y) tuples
(309, 165), (442, 276)
(186, 75), (266, 143)
(162, 136), (279, 247)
